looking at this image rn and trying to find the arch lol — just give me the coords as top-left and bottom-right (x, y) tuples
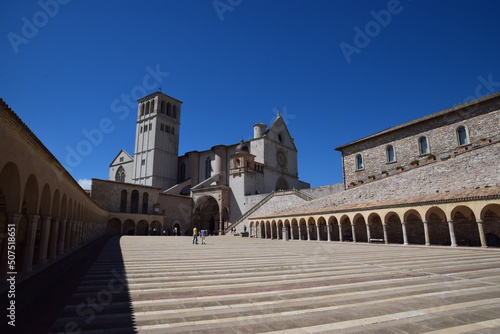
(384, 212), (403, 244)
(193, 195), (220, 234)
(130, 190), (139, 213)
(456, 125), (470, 146)
(39, 184), (51, 216)
(107, 218), (122, 235)
(142, 192), (149, 214)
(205, 157), (211, 180)
(275, 176), (289, 191)
(291, 218), (299, 240)
(367, 212), (384, 240)
(140, 103), (145, 116)
(150, 100), (155, 113)
(145, 101), (150, 115)
(299, 218), (307, 240)
(481, 204), (500, 247)
(166, 102), (172, 116)
(353, 213), (367, 242)
(150, 220), (162, 235)
(115, 166), (126, 183)
(386, 145), (396, 163)
(137, 220), (149, 235)
(120, 190), (127, 212)
(425, 207), (449, 245)
(317, 216), (327, 241)
(328, 216), (340, 241)
(418, 136), (430, 155)
(451, 205), (479, 246)
(404, 209), (424, 245)
(160, 100), (166, 114)
(307, 217), (317, 240)
(23, 174), (39, 215)
(0, 162), (21, 212)
(340, 215), (352, 241)
(355, 154), (364, 170)
(123, 219), (136, 235)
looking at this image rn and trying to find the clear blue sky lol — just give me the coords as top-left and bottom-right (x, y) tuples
(2, 0), (499, 189)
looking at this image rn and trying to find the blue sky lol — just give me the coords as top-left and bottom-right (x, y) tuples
(1, 0), (499, 189)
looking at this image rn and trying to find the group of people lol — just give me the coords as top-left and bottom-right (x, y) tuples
(192, 227), (208, 245)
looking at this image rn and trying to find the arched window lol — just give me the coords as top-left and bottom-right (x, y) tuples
(167, 103), (172, 116)
(140, 103), (145, 116)
(386, 145), (395, 163)
(178, 163), (186, 183)
(142, 192), (148, 214)
(130, 190), (139, 213)
(115, 166), (126, 183)
(145, 101), (150, 115)
(418, 136), (430, 155)
(120, 190), (127, 212)
(150, 100), (155, 113)
(172, 105), (177, 119)
(205, 157), (211, 180)
(160, 100), (165, 114)
(275, 176), (289, 191)
(456, 125), (469, 146)
(355, 154), (364, 170)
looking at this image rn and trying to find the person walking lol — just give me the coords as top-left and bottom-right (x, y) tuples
(192, 227), (198, 244)
(200, 228), (206, 245)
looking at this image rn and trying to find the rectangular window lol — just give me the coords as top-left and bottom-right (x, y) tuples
(141, 159), (146, 166)
(119, 157), (124, 162)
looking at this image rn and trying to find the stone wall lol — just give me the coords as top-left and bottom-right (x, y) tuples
(340, 96), (500, 188)
(302, 141), (499, 211)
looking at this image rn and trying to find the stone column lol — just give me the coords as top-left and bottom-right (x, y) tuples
(448, 220), (457, 247)
(477, 220), (487, 248)
(58, 219), (67, 254)
(37, 216), (52, 264)
(338, 224), (343, 242)
(276, 224), (280, 240)
(49, 218), (60, 259)
(327, 224), (331, 242)
(382, 223), (388, 244)
(351, 224), (356, 243)
(316, 224), (320, 241)
(401, 222), (409, 245)
(306, 224), (311, 241)
(366, 223), (372, 243)
(423, 221), (430, 246)
(1, 214), (21, 275)
(22, 215), (40, 272)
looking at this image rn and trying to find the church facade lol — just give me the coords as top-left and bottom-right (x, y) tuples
(100, 91), (310, 235)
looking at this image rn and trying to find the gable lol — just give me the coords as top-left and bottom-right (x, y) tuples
(109, 149), (134, 167)
(266, 115), (297, 151)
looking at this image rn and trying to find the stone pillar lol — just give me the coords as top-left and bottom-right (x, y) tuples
(351, 224), (356, 243)
(264, 224), (268, 239)
(49, 218), (60, 259)
(401, 222), (409, 245)
(306, 224), (311, 241)
(37, 216), (52, 264)
(1, 214), (21, 275)
(423, 221), (430, 246)
(327, 224), (331, 242)
(366, 223), (372, 243)
(58, 219), (67, 254)
(448, 220), (457, 247)
(276, 224), (280, 240)
(477, 220), (487, 248)
(338, 224), (343, 242)
(316, 224), (320, 241)
(382, 223), (388, 244)
(22, 215), (40, 272)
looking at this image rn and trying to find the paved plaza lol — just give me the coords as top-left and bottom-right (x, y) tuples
(48, 236), (500, 334)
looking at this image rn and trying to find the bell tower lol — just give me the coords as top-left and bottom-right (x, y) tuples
(132, 91), (182, 189)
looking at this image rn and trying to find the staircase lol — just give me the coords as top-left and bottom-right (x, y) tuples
(224, 189), (314, 234)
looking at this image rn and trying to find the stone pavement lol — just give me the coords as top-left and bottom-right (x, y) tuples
(49, 236), (500, 334)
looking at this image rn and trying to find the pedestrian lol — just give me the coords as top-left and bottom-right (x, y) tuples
(200, 228), (206, 244)
(192, 226), (198, 244)
(173, 227), (178, 236)
(243, 225), (247, 232)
